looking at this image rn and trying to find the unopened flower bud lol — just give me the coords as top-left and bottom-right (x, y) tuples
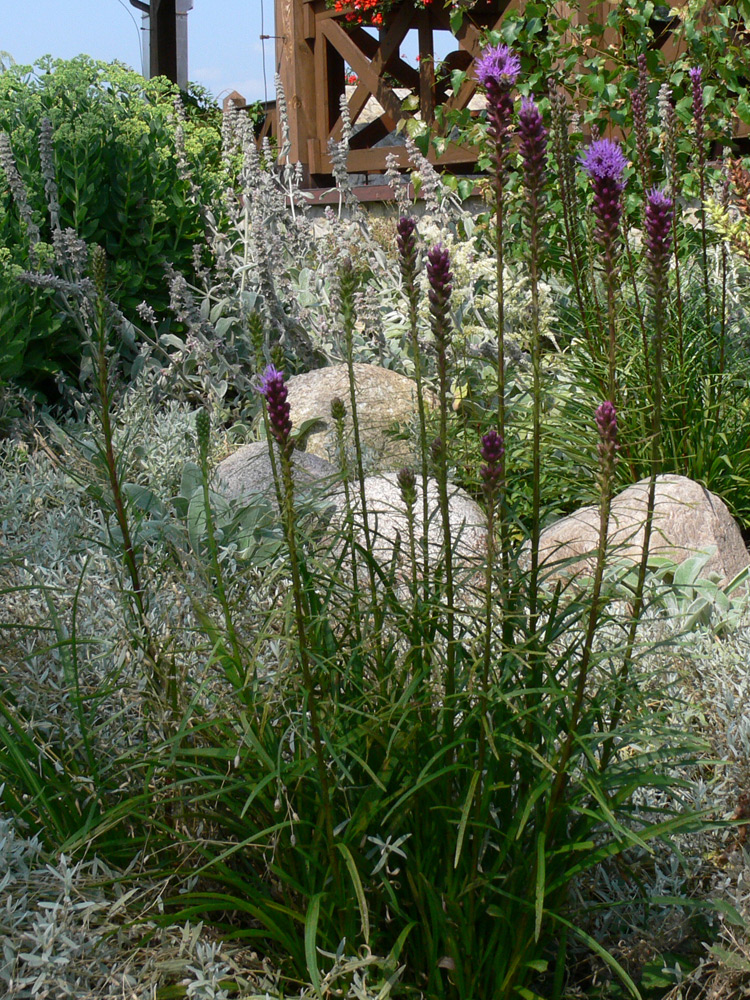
(195, 407), (211, 460)
(330, 396), (346, 421)
(397, 466), (417, 508)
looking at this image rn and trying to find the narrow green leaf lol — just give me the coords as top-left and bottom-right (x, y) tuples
(338, 844), (370, 944)
(534, 830), (545, 941)
(454, 770), (480, 868)
(305, 893), (323, 998)
(556, 914), (642, 999)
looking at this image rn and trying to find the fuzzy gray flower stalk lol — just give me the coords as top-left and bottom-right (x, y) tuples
(0, 131), (40, 248)
(38, 117), (61, 231)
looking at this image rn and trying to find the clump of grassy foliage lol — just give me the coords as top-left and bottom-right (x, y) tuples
(2, 8), (750, 1000)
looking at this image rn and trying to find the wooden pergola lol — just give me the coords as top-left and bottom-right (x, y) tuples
(275, 0), (513, 183)
(274, 0), (748, 185)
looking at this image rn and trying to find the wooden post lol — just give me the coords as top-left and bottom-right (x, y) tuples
(276, 0), (319, 179)
(150, 0), (177, 83)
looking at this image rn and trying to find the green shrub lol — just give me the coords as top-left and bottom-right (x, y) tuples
(0, 56), (222, 396)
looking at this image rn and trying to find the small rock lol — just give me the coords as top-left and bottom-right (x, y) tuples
(330, 472), (487, 591)
(536, 474), (750, 584)
(216, 441), (336, 502)
(285, 363), (436, 471)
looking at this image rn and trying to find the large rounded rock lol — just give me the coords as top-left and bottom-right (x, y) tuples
(285, 363), (436, 471)
(216, 441), (336, 502)
(330, 473), (487, 591)
(537, 475), (749, 583)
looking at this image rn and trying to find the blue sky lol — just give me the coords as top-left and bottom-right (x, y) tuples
(2, 1), (275, 105)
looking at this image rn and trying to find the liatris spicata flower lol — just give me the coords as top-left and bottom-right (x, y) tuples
(430, 435), (444, 469)
(518, 96), (547, 208)
(330, 396), (346, 422)
(475, 44), (521, 166)
(396, 215), (418, 262)
(689, 66), (705, 148)
(579, 138), (629, 257)
(397, 215), (419, 304)
(426, 242), (453, 346)
(397, 467), (417, 508)
(595, 400), (618, 482)
(480, 430), (505, 498)
(195, 408), (211, 462)
(257, 364), (293, 456)
(644, 187), (673, 288)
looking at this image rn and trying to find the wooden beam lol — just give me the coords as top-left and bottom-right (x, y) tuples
(317, 140), (478, 173)
(319, 16), (405, 130)
(418, 11), (436, 124)
(150, 0), (177, 83)
(276, 0), (318, 173)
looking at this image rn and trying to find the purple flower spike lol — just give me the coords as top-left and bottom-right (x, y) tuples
(480, 429), (505, 496)
(518, 96), (547, 196)
(689, 66), (705, 145)
(396, 215), (417, 255)
(595, 400), (618, 473)
(475, 44), (521, 91)
(427, 243), (452, 296)
(257, 364), (293, 455)
(645, 187), (673, 276)
(427, 243), (453, 349)
(475, 44), (520, 168)
(580, 138), (629, 256)
(579, 138), (628, 184)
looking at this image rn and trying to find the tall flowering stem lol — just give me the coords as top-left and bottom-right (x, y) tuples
(690, 66), (711, 334)
(604, 190), (675, 762)
(475, 43), (519, 596)
(257, 365), (340, 889)
(518, 96), (547, 630)
(196, 408), (244, 693)
(547, 402), (616, 813)
(397, 216), (430, 594)
(645, 187), (673, 451)
(580, 139), (628, 402)
(471, 429), (504, 888)
(658, 85), (685, 364)
(427, 242), (457, 747)
(631, 54), (652, 200)
(339, 258), (385, 670)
